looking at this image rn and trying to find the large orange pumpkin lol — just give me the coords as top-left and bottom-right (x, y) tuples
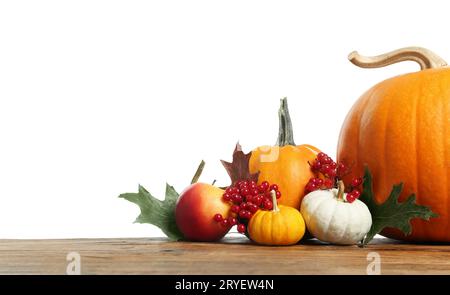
(337, 47), (450, 242)
(249, 98), (320, 209)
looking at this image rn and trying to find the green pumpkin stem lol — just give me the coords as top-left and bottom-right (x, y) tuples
(276, 97), (296, 146)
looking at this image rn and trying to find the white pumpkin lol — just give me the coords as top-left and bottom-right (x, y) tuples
(300, 181), (372, 245)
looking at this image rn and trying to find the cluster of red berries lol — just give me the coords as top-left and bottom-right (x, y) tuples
(345, 177), (362, 203)
(304, 177), (334, 192)
(306, 152), (363, 203)
(310, 152), (349, 179)
(213, 180), (281, 233)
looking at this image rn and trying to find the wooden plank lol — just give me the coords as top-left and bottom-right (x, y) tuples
(1, 237), (450, 274)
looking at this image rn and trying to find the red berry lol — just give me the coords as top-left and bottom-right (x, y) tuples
(317, 152), (327, 161)
(249, 203), (259, 213)
(240, 187), (250, 196)
(249, 180), (257, 187)
(237, 224), (246, 233)
(269, 184), (279, 191)
(228, 217), (237, 226)
(323, 178), (333, 188)
(306, 183), (317, 192)
(312, 178), (323, 186)
(321, 164), (331, 173)
(346, 193), (356, 203)
(239, 210), (250, 219)
(322, 157), (332, 164)
(240, 202), (248, 210)
(246, 210), (253, 218)
(251, 188), (259, 196)
(261, 181), (270, 190)
(231, 187), (239, 194)
(231, 205), (240, 214)
(222, 193), (232, 201)
(238, 209), (246, 218)
(257, 185), (266, 193)
(263, 200), (273, 210)
(275, 191), (281, 199)
(213, 214), (223, 222)
(311, 160), (322, 171)
(352, 189), (361, 199)
(327, 169), (337, 178)
(330, 162), (337, 169)
(264, 191), (272, 199)
(253, 196), (263, 206)
(245, 194), (253, 202)
(351, 177), (363, 187)
(232, 194), (242, 203)
(246, 210), (253, 219)
(220, 219), (229, 227)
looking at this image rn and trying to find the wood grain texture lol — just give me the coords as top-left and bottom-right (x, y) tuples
(1, 237), (450, 274)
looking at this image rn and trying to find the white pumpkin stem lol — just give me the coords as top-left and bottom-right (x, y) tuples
(337, 180), (345, 201)
(270, 190), (279, 212)
(348, 47), (447, 70)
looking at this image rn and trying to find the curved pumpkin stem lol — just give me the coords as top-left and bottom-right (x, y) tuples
(276, 97), (296, 146)
(348, 47), (447, 70)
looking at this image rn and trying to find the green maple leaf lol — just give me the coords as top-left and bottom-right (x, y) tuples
(360, 167), (438, 245)
(119, 183), (184, 241)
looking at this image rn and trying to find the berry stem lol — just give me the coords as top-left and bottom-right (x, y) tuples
(270, 190), (280, 212)
(336, 180), (345, 201)
(276, 97), (296, 146)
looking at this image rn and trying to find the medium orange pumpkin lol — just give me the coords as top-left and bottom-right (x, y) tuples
(337, 47), (450, 242)
(249, 98), (320, 209)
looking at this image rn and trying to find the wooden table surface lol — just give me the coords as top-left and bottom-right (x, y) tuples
(1, 237), (450, 275)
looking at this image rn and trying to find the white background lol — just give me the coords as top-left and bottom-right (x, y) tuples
(0, 0), (447, 238)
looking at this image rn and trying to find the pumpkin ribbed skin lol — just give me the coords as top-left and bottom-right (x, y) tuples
(300, 188), (372, 245)
(337, 68), (450, 242)
(248, 205), (305, 245)
(249, 144), (319, 209)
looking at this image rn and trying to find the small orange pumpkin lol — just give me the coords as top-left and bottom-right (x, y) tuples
(338, 47), (450, 242)
(248, 190), (305, 245)
(249, 98), (320, 209)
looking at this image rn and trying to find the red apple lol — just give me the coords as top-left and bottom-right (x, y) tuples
(175, 183), (231, 241)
